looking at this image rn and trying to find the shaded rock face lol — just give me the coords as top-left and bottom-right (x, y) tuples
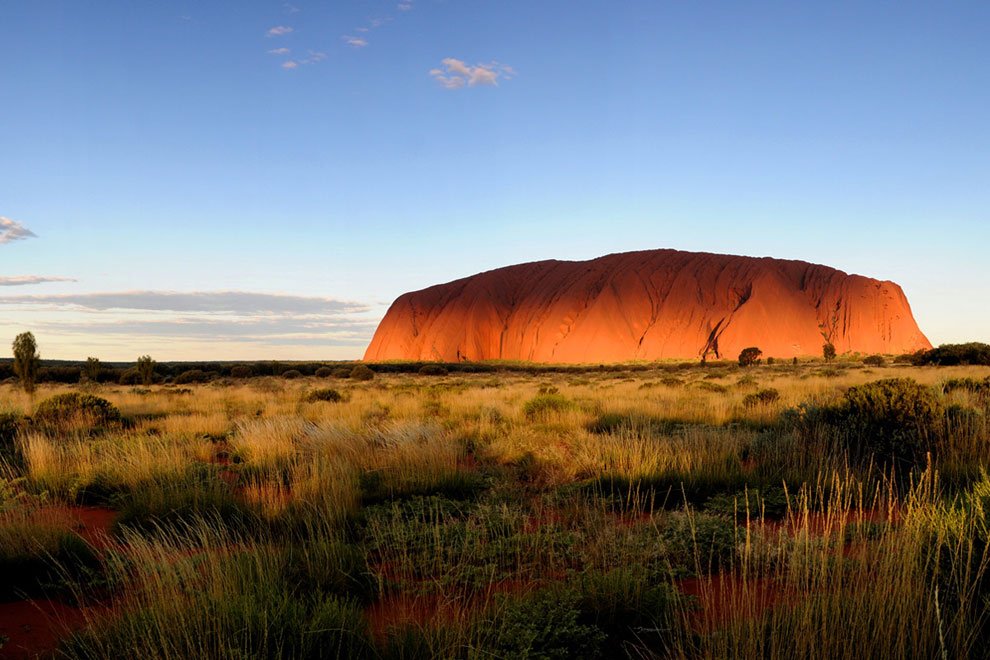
(364, 250), (931, 363)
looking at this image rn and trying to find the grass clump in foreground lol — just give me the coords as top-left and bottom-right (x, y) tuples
(0, 362), (988, 658)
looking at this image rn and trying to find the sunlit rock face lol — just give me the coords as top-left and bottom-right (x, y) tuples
(364, 249), (931, 363)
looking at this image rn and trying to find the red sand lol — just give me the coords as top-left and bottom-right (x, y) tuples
(365, 249), (930, 363)
(0, 506), (117, 659)
(0, 598), (90, 660)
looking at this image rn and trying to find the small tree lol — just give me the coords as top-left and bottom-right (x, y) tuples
(84, 356), (101, 382)
(738, 347), (763, 367)
(136, 355), (156, 385)
(13, 332), (41, 394)
(823, 343), (837, 363)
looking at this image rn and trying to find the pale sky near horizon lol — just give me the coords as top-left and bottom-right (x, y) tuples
(1, 1), (988, 361)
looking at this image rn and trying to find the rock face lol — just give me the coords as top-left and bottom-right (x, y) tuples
(364, 249), (931, 363)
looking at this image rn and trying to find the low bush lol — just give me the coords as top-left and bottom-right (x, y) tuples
(742, 388), (781, 408)
(418, 364), (449, 376)
(917, 343), (990, 366)
(863, 354), (886, 367)
(350, 365), (375, 381)
(788, 378), (945, 469)
(479, 587), (606, 658)
(523, 393), (573, 420)
(304, 388), (343, 404)
(281, 369), (303, 380)
(314, 367), (334, 378)
(174, 369), (208, 384)
(32, 393), (123, 435)
(332, 367), (352, 378)
(119, 368), (142, 385)
(229, 365), (253, 378)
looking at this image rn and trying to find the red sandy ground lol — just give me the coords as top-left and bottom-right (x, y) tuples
(0, 506), (116, 660)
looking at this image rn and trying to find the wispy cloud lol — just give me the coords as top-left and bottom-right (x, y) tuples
(343, 35), (368, 48)
(0, 290), (380, 358)
(300, 50), (327, 63)
(267, 25), (293, 37)
(430, 58), (515, 89)
(0, 290), (369, 315)
(282, 60), (299, 69)
(0, 276), (76, 286)
(268, 47), (290, 55)
(283, 3), (300, 14)
(397, 2), (413, 11)
(0, 217), (37, 244)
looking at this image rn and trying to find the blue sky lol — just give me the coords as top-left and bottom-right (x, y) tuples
(1, 1), (988, 360)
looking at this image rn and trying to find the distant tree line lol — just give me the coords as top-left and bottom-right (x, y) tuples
(4, 335), (988, 390)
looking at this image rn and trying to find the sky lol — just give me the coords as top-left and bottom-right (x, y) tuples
(1, 1), (988, 361)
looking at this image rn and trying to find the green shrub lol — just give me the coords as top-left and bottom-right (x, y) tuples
(33, 393), (123, 434)
(742, 388), (781, 408)
(523, 393), (573, 420)
(863, 354), (886, 367)
(917, 342), (990, 366)
(332, 367), (352, 379)
(661, 511), (739, 574)
(229, 365), (253, 378)
(833, 378), (944, 467)
(315, 367), (334, 378)
(697, 381), (729, 394)
(119, 368), (141, 385)
(304, 388), (343, 404)
(350, 365), (375, 381)
(418, 364), (449, 376)
(823, 342), (837, 362)
(479, 587), (606, 658)
(281, 369), (303, 380)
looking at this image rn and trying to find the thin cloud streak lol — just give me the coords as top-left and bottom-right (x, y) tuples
(0, 290), (369, 315)
(266, 25), (293, 37)
(0, 276), (76, 286)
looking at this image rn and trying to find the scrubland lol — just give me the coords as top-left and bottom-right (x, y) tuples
(1, 360), (990, 658)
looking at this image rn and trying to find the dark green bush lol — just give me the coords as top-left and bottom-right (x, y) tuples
(349, 365), (375, 381)
(174, 369), (208, 384)
(661, 512), (739, 574)
(480, 587), (605, 658)
(917, 343), (990, 366)
(281, 369), (303, 380)
(742, 388), (781, 408)
(33, 393), (123, 434)
(304, 388), (343, 404)
(315, 367), (334, 378)
(832, 378), (943, 467)
(863, 354), (886, 367)
(332, 367), (352, 378)
(119, 368), (141, 385)
(229, 365), (253, 378)
(418, 364), (449, 376)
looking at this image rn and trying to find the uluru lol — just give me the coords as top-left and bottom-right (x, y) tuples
(364, 249), (932, 363)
